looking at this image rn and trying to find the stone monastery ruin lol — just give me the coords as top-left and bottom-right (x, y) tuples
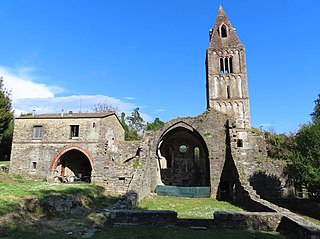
(9, 7), (320, 237)
(9, 7), (273, 202)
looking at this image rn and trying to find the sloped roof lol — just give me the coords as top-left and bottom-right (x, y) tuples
(17, 111), (116, 119)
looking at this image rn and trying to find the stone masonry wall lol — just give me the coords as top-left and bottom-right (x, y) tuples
(10, 114), (125, 180)
(128, 109), (268, 201)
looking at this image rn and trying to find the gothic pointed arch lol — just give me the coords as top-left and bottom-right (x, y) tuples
(156, 121), (210, 186)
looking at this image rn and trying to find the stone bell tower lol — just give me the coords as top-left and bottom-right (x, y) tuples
(206, 6), (251, 129)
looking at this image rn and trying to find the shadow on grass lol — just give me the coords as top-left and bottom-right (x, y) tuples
(94, 226), (285, 239)
(1, 225), (286, 239)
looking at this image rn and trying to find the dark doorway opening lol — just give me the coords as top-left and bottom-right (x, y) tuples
(56, 149), (92, 183)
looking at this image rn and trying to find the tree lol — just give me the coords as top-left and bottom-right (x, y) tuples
(126, 108), (145, 140)
(287, 120), (320, 194)
(120, 112), (130, 140)
(92, 99), (119, 115)
(146, 117), (165, 131)
(264, 130), (294, 160)
(0, 77), (14, 160)
(311, 94), (320, 122)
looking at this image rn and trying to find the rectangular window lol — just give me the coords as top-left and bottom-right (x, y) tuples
(32, 162), (37, 169)
(33, 126), (43, 139)
(70, 125), (79, 138)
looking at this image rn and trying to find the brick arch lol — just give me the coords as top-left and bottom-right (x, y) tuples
(49, 145), (94, 171)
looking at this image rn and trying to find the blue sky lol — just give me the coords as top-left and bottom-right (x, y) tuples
(0, 0), (319, 133)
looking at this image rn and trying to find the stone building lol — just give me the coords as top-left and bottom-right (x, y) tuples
(10, 6), (268, 202)
(10, 111), (140, 195)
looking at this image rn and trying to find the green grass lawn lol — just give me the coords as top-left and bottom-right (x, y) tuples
(0, 172), (286, 239)
(0, 172), (118, 216)
(0, 160), (10, 164)
(138, 195), (243, 219)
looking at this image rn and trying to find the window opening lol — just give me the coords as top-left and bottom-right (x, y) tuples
(33, 126), (43, 139)
(227, 86), (231, 99)
(221, 25), (227, 38)
(220, 57), (233, 74)
(237, 139), (243, 147)
(229, 57), (233, 73)
(194, 147), (200, 163)
(179, 145), (188, 154)
(220, 58), (224, 73)
(225, 58), (229, 73)
(32, 162), (37, 169)
(70, 125), (79, 138)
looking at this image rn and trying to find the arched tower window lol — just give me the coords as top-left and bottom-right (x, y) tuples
(221, 24), (228, 38)
(220, 58), (224, 73)
(229, 57), (233, 73)
(224, 58), (229, 73)
(227, 85), (231, 99)
(219, 57), (233, 74)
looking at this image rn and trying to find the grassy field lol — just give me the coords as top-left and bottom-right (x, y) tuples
(0, 160), (10, 164)
(138, 195), (243, 219)
(0, 172), (118, 216)
(0, 171), (287, 239)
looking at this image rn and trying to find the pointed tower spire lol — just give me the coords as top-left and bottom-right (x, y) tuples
(209, 5), (243, 49)
(218, 5), (226, 16)
(206, 6), (251, 129)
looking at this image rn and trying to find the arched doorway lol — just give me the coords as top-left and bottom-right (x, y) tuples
(50, 147), (93, 183)
(157, 124), (210, 187)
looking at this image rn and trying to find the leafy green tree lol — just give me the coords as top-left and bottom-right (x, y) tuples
(1, 121), (13, 160)
(146, 117), (165, 131)
(287, 120), (320, 194)
(264, 130), (294, 160)
(0, 77), (14, 160)
(311, 94), (320, 122)
(126, 107), (145, 140)
(120, 112), (130, 140)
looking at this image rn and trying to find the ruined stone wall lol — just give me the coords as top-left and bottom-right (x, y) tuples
(92, 140), (140, 195)
(226, 125), (292, 199)
(127, 109), (268, 201)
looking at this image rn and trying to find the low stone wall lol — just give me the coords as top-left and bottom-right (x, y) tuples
(103, 209), (282, 231)
(214, 211), (282, 231)
(104, 209), (177, 226)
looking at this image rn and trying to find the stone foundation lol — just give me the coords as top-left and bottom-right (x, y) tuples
(214, 211), (282, 231)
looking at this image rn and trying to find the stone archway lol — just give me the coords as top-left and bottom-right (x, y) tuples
(50, 146), (93, 182)
(157, 123), (210, 187)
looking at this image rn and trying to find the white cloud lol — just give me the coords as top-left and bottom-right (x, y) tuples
(0, 65), (153, 121)
(157, 109), (165, 112)
(124, 96), (135, 100)
(0, 65), (62, 100)
(12, 93), (154, 122)
(13, 94), (144, 117)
